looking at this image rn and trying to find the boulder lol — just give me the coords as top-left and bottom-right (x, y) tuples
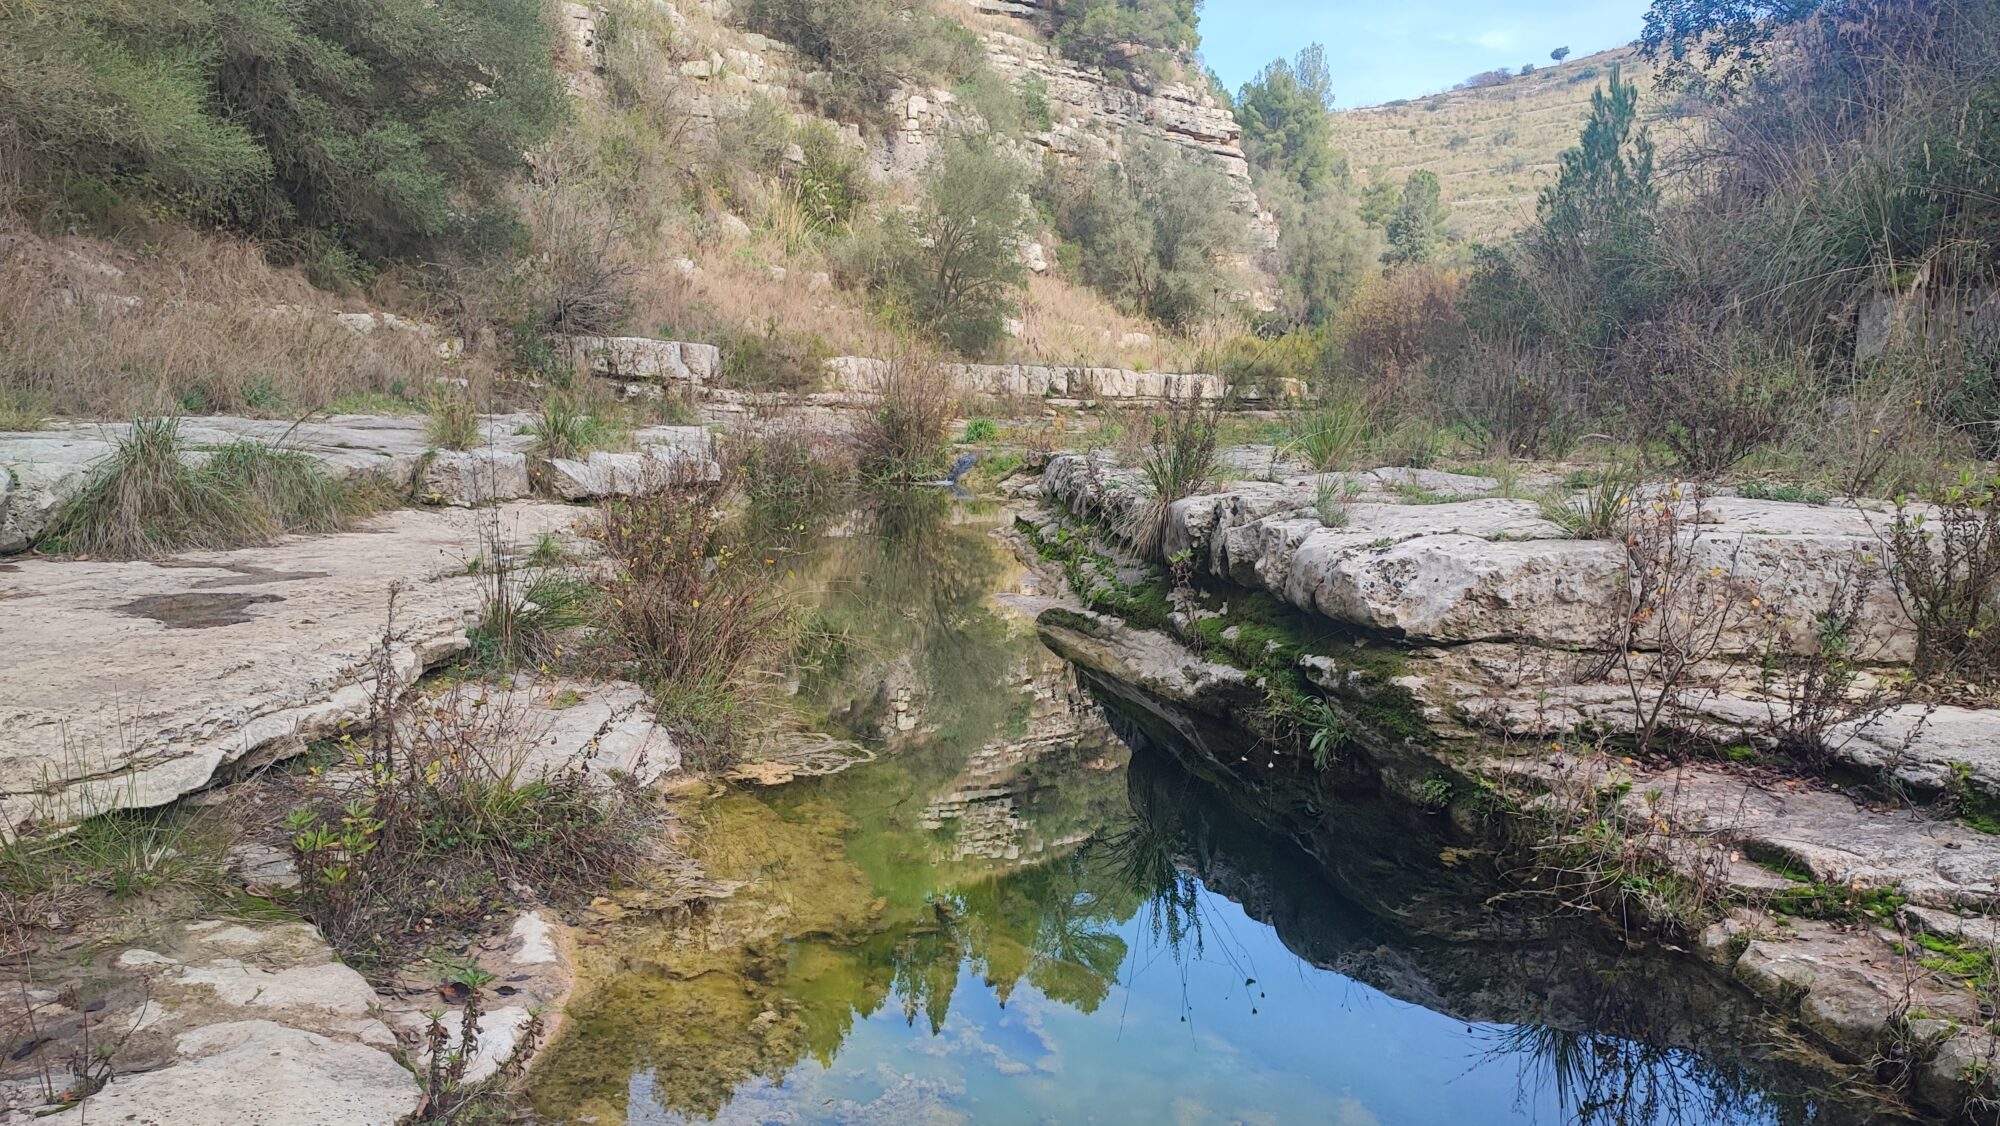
(557, 336), (722, 385)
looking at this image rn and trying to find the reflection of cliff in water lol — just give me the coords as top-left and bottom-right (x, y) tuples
(1116, 726), (1912, 1126)
(532, 502), (1138, 1124)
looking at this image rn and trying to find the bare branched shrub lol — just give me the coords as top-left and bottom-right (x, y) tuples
(1608, 319), (1799, 479)
(852, 356), (957, 482)
(519, 152), (636, 339)
(288, 594), (651, 971)
(1596, 488), (1759, 753)
(1755, 552), (1923, 767)
(592, 465), (793, 748)
(1433, 337), (1588, 459)
(1885, 474), (2000, 688)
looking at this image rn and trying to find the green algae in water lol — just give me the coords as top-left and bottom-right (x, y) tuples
(530, 506), (1913, 1126)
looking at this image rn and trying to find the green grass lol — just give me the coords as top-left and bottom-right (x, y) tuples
(1536, 464), (1638, 539)
(1736, 480), (1832, 506)
(45, 418), (394, 558)
(426, 391), (482, 451)
(962, 418), (999, 444)
(1286, 399), (1371, 472)
(527, 397), (626, 461)
(0, 805), (233, 908)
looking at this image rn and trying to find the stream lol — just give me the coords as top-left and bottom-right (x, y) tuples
(529, 500), (1907, 1126)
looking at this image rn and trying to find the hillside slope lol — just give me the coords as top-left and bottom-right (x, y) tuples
(1328, 46), (1666, 245)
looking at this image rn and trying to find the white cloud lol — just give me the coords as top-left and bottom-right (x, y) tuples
(1472, 27), (1520, 50)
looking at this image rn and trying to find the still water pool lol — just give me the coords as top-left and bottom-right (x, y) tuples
(529, 504), (1893, 1126)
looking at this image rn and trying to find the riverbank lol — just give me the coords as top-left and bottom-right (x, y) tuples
(1024, 446), (2000, 1122)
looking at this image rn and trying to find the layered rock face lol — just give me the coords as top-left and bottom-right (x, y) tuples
(826, 355), (1299, 403)
(1030, 455), (2000, 1119)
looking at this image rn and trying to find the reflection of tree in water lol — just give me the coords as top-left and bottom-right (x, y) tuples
(1483, 1024), (1816, 1126)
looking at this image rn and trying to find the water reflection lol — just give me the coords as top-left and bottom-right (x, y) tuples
(530, 501), (1902, 1126)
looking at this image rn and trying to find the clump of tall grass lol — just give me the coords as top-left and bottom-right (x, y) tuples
(1131, 394), (1220, 559)
(47, 419), (387, 558)
(424, 390), (482, 451)
(527, 395), (625, 461)
(1536, 463), (1639, 540)
(1285, 395), (1371, 472)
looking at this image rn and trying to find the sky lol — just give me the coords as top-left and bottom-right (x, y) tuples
(1199, 0), (1654, 108)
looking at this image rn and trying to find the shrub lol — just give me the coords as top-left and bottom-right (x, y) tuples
(593, 471), (793, 745)
(853, 357), (959, 481)
(1046, 0), (1202, 69)
(729, 419), (854, 531)
(742, 0), (981, 125)
(1609, 321), (1798, 478)
(843, 138), (1027, 356)
(1332, 266), (1464, 382)
(1431, 337), (1587, 459)
(1886, 473), (2000, 687)
(288, 631), (651, 971)
(1044, 135), (1243, 329)
(963, 418), (1000, 444)
(47, 419), (386, 558)
(721, 322), (830, 392)
(0, 0), (562, 260)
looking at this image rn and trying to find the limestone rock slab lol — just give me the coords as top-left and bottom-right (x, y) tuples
(0, 503), (578, 831)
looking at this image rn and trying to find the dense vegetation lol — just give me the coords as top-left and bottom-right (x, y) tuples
(0, 0), (562, 274)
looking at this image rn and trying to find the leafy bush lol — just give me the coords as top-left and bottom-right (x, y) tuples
(1044, 0), (1202, 69)
(0, 0), (562, 260)
(742, 0), (981, 125)
(1044, 135), (1242, 328)
(843, 138), (1028, 356)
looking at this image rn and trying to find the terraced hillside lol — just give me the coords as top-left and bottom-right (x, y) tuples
(1329, 46), (1669, 245)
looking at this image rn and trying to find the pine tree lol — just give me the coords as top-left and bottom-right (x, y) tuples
(1383, 171), (1449, 265)
(1535, 65), (1656, 261)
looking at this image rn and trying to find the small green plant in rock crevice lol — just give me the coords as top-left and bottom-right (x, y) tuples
(1537, 462), (1637, 540)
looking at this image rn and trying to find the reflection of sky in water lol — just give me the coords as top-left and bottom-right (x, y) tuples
(623, 882), (1780, 1126)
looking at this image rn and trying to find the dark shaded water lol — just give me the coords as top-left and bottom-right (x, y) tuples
(530, 503), (1900, 1126)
